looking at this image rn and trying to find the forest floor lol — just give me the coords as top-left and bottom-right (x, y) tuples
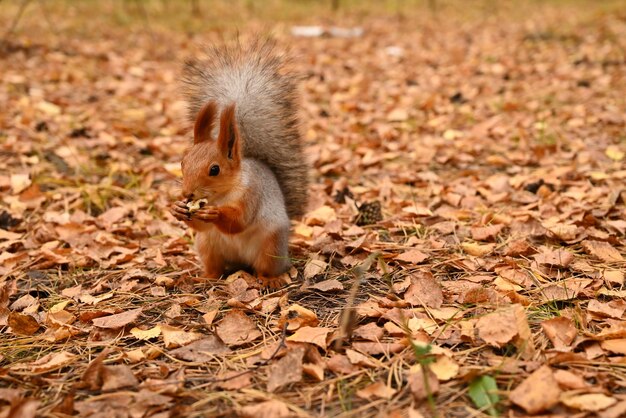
(1, 1), (625, 417)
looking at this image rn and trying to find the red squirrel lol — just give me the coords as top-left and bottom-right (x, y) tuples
(170, 41), (308, 285)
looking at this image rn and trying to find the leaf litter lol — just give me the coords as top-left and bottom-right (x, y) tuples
(1, 1), (626, 417)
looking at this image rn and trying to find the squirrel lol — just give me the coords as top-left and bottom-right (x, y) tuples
(170, 41), (308, 285)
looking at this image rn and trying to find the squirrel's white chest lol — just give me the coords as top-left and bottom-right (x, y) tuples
(196, 225), (265, 266)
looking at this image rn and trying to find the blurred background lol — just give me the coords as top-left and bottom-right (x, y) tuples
(1, 0), (624, 42)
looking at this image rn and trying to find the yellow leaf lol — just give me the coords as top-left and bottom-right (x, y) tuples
(49, 300), (71, 313)
(130, 325), (162, 340)
(462, 242), (495, 256)
(429, 355), (459, 381)
(606, 145), (624, 161)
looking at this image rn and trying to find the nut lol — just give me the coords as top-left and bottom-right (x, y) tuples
(186, 198), (208, 213)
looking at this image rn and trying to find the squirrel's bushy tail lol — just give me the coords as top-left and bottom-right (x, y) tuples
(181, 40), (308, 219)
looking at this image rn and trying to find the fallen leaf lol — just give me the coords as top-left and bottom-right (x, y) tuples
(462, 242), (495, 256)
(92, 308), (141, 329)
(588, 300), (626, 319)
(407, 365), (439, 401)
(395, 249), (429, 264)
(326, 354), (359, 375)
(600, 339), (626, 355)
(8, 312), (40, 335)
(429, 355), (459, 381)
(101, 365), (139, 391)
(240, 400), (291, 418)
(353, 322), (384, 341)
(14, 351), (77, 374)
(303, 259), (329, 279)
(10, 174), (31, 194)
(471, 224), (504, 241)
(170, 336), (231, 361)
(287, 326), (332, 350)
(267, 347), (304, 392)
(404, 272), (443, 308)
(130, 325), (162, 340)
(161, 324), (203, 349)
(534, 248), (574, 267)
(215, 310), (261, 346)
(560, 393), (617, 412)
(476, 309), (518, 347)
(553, 369), (587, 390)
(541, 317), (577, 350)
(279, 304), (319, 330)
(509, 365), (561, 414)
(356, 381), (397, 400)
(216, 371), (252, 390)
(582, 240), (623, 262)
(309, 279), (343, 292)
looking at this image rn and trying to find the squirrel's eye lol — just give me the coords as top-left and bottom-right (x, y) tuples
(209, 165), (220, 176)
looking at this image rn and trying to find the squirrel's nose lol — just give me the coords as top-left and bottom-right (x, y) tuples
(184, 193), (195, 202)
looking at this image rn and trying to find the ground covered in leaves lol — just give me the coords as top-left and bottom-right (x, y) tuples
(1, 2), (626, 417)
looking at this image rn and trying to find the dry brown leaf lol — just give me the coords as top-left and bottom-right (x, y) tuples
(600, 338), (626, 355)
(509, 365), (561, 414)
(101, 365), (139, 391)
(345, 349), (378, 368)
(160, 324), (203, 349)
(302, 362), (325, 381)
(287, 326), (332, 350)
(395, 249), (429, 264)
(541, 317), (577, 351)
(407, 365), (439, 401)
(603, 270), (624, 285)
(553, 369), (587, 390)
(267, 347), (304, 392)
(14, 351), (77, 374)
(461, 242), (495, 256)
(10, 173), (31, 194)
(560, 393), (617, 412)
(326, 354), (359, 375)
(216, 371), (252, 390)
(476, 309), (518, 348)
(8, 312), (40, 336)
(240, 400), (291, 418)
(356, 381), (397, 400)
(353, 322), (384, 341)
(279, 304), (319, 330)
(598, 400), (626, 418)
(303, 259), (329, 279)
(534, 248), (574, 267)
(170, 336), (231, 361)
(588, 300), (626, 319)
(92, 308), (141, 329)
(404, 272), (443, 308)
(582, 240), (623, 262)
(471, 224), (504, 241)
(309, 279), (343, 292)
(215, 310), (261, 347)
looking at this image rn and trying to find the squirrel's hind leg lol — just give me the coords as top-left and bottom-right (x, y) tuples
(253, 229), (290, 288)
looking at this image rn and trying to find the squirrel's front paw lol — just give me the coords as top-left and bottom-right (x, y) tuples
(193, 206), (220, 222)
(171, 200), (191, 221)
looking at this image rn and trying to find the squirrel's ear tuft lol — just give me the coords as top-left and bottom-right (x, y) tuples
(193, 101), (217, 144)
(217, 103), (241, 161)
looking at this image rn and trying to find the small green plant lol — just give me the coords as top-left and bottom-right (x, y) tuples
(468, 375), (500, 417)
